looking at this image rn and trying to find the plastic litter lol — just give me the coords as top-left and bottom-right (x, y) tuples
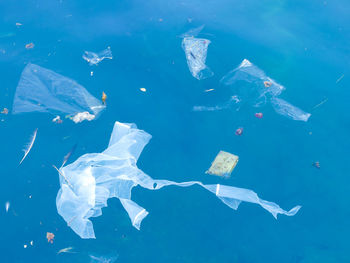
(206, 151), (239, 177)
(56, 121), (301, 239)
(12, 63), (105, 122)
(89, 253), (119, 263)
(271, 98), (311, 122)
(195, 59), (310, 121)
(46, 232), (54, 243)
(5, 201), (10, 212)
(83, 47), (112, 66)
(182, 37), (213, 80)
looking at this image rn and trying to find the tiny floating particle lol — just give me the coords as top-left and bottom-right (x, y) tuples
(52, 116), (62, 124)
(312, 161), (320, 169)
(204, 89), (214, 92)
(46, 232), (55, 243)
(102, 92), (107, 104)
(140, 88), (146, 92)
(25, 43), (34, 49)
(5, 201), (10, 212)
(264, 81), (272, 88)
(90, 71), (94, 76)
(235, 127), (243, 136)
(16, 22), (22, 27)
(255, 112), (263, 119)
(1, 108), (8, 114)
(24, 244), (27, 248)
(30, 240), (33, 246)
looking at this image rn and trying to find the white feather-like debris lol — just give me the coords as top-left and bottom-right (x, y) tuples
(19, 128), (38, 165)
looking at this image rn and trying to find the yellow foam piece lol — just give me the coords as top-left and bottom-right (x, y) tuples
(206, 151), (239, 178)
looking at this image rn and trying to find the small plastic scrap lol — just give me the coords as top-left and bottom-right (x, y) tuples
(57, 247), (75, 254)
(46, 232), (54, 243)
(196, 59), (310, 122)
(25, 43), (34, 49)
(101, 92), (107, 104)
(30, 241), (33, 246)
(89, 253), (119, 263)
(312, 161), (320, 169)
(20, 128), (38, 165)
(56, 122), (301, 239)
(12, 63), (105, 122)
(24, 244), (27, 248)
(52, 116), (62, 124)
(206, 151), (239, 178)
(5, 201), (10, 212)
(83, 47), (112, 66)
(204, 88), (214, 92)
(235, 128), (243, 136)
(182, 37), (213, 80)
(255, 112), (263, 118)
(140, 88), (146, 92)
(16, 22), (22, 27)
(1, 108), (8, 114)
(271, 98), (311, 122)
(70, 112), (95, 123)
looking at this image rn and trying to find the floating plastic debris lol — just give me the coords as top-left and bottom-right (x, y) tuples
(140, 88), (146, 92)
(271, 98), (311, 122)
(255, 112), (263, 118)
(195, 59), (310, 121)
(24, 244), (27, 248)
(101, 92), (107, 104)
(61, 144), (78, 168)
(89, 253), (119, 263)
(5, 201), (10, 212)
(56, 122), (301, 239)
(12, 63), (105, 123)
(193, 96), (239, 112)
(57, 247), (75, 254)
(83, 47), (112, 66)
(206, 151), (239, 178)
(1, 108), (8, 114)
(312, 161), (320, 169)
(235, 128), (243, 136)
(182, 37), (213, 80)
(204, 88), (214, 92)
(16, 22), (22, 27)
(46, 232), (54, 243)
(19, 128), (38, 165)
(25, 43), (34, 49)
(52, 116), (62, 124)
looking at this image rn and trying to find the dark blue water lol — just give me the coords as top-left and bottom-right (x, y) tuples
(1, 0), (350, 262)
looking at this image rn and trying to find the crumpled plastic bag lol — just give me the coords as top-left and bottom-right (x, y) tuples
(12, 63), (105, 123)
(56, 121), (301, 239)
(83, 47), (113, 66)
(194, 59), (311, 121)
(182, 36), (213, 80)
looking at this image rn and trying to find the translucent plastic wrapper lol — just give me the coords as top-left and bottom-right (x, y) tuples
(195, 59), (311, 121)
(271, 97), (311, 122)
(56, 121), (301, 239)
(182, 37), (213, 80)
(12, 63), (105, 122)
(83, 47), (113, 66)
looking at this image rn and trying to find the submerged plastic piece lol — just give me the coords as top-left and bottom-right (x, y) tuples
(83, 47), (113, 66)
(196, 59), (310, 121)
(271, 97), (311, 122)
(221, 59), (285, 107)
(182, 37), (213, 80)
(206, 151), (239, 178)
(12, 64), (105, 122)
(56, 121), (301, 239)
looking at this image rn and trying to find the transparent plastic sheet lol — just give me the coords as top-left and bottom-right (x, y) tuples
(271, 97), (311, 121)
(56, 121), (301, 239)
(194, 59), (311, 121)
(221, 59), (285, 107)
(12, 63), (105, 122)
(182, 37), (213, 80)
(83, 47), (113, 66)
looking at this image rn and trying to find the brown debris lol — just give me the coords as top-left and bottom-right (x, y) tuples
(263, 81), (272, 88)
(46, 232), (55, 243)
(25, 43), (34, 49)
(102, 92), (107, 104)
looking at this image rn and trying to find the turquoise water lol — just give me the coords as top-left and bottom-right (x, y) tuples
(1, 0), (350, 262)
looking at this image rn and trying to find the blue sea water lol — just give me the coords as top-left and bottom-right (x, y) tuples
(1, 0), (350, 262)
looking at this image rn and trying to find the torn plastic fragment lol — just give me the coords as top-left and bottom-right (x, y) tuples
(70, 112), (95, 123)
(12, 63), (105, 122)
(206, 151), (239, 178)
(182, 37), (213, 80)
(271, 98), (311, 122)
(56, 121), (301, 239)
(83, 47), (112, 66)
(195, 59), (310, 121)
